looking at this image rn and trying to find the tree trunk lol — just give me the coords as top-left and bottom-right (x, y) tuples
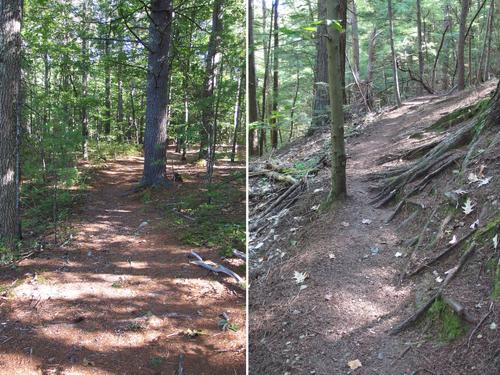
(270, 0), (279, 150)
(231, 68), (244, 162)
(289, 69), (300, 141)
(388, 0), (402, 106)
(80, 0), (89, 160)
(416, 0), (424, 95)
(0, 0), (22, 244)
(441, 4), (451, 90)
(104, 37), (111, 135)
(457, 0), (470, 91)
(199, 0), (223, 159)
(487, 80), (500, 127)
(142, 0), (173, 186)
(248, 0), (259, 156)
(366, 27), (378, 108)
(350, 0), (360, 77)
(311, 0), (329, 130)
(483, 0), (494, 81)
(326, 0), (347, 201)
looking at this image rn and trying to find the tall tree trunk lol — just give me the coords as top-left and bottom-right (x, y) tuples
(388, 0), (402, 106)
(199, 0), (223, 159)
(289, 69), (300, 141)
(142, 0), (172, 186)
(81, 0), (89, 160)
(457, 0), (470, 91)
(416, 0), (424, 95)
(231, 68), (244, 163)
(477, 0), (494, 82)
(441, 4), (452, 90)
(248, 0), (259, 156)
(326, 0), (347, 201)
(270, 0), (279, 150)
(483, 0), (494, 81)
(0, 0), (22, 243)
(311, 0), (329, 130)
(350, 0), (360, 77)
(104, 36), (111, 135)
(365, 27), (378, 109)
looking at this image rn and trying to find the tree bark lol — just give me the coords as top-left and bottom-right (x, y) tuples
(199, 0), (223, 159)
(0, 0), (22, 243)
(142, 0), (173, 186)
(80, 1), (89, 160)
(104, 36), (112, 135)
(483, 0), (494, 81)
(231, 67), (244, 162)
(416, 0), (424, 95)
(270, 0), (279, 150)
(441, 4), (451, 90)
(457, 0), (470, 91)
(326, 0), (347, 201)
(248, 0), (259, 156)
(388, 0), (402, 106)
(366, 27), (378, 108)
(311, 0), (329, 130)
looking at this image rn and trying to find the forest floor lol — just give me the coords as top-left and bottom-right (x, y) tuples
(0, 148), (246, 375)
(249, 80), (499, 375)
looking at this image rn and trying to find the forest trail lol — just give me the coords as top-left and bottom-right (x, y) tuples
(0, 154), (245, 375)
(250, 81), (498, 374)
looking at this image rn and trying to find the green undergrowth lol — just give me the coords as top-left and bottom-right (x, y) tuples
(89, 141), (142, 165)
(427, 296), (467, 342)
(282, 156), (322, 178)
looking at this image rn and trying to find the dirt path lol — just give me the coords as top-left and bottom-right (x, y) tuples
(0, 155), (245, 375)
(249, 82), (497, 374)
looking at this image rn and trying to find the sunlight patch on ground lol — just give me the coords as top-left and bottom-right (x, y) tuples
(13, 282), (137, 300)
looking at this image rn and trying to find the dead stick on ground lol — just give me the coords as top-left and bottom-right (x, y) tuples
(390, 242), (476, 335)
(467, 301), (493, 349)
(177, 353), (184, 375)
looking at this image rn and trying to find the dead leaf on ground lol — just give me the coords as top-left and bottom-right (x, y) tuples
(347, 359), (362, 370)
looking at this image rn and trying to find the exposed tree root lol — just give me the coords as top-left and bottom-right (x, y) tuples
(390, 242), (476, 335)
(248, 170), (298, 185)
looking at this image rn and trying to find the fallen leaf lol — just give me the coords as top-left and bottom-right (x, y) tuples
(328, 253), (336, 259)
(311, 205), (320, 211)
(347, 359), (362, 370)
(490, 322), (497, 330)
(362, 219), (372, 225)
(477, 176), (492, 187)
(394, 252), (403, 258)
(453, 188), (467, 195)
(341, 221), (350, 227)
(449, 235), (458, 245)
(435, 276), (444, 283)
(293, 271), (308, 284)
(470, 219), (479, 229)
(299, 284), (308, 290)
(462, 198), (474, 215)
(493, 234), (498, 249)
(324, 294), (332, 301)
(467, 172), (479, 183)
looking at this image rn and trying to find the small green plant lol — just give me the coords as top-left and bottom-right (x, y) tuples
(218, 317), (240, 332)
(428, 297), (466, 341)
(111, 282), (122, 288)
(127, 321), (144, 331)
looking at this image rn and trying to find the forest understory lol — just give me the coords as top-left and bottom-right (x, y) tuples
(249, 80), (499, 375)
(0, 148), (246, 375)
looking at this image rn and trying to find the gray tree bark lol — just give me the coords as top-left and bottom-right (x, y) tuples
(0, 0), (22, 243)
(457, 0), (470, 91)
(248, 0), (259, 155)
(142, 0), (173, 186)
(326, 0), (347, 201)
(388, 0), (402, 106)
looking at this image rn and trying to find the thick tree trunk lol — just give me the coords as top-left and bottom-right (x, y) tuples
(199, 0), (223, 159)
(388, 0), (402, 106)
(457, 0), (470, 91)
(488, 81), (500, 127)
(248, 0), (259, 156)
(142, 0), (172, 186)
(311, 0), (329, 130)
(326, 0), (347, 201)
(270, 0), (279, 150)
(0, 0), (22, 243)
(483, 0), (494, 81)
(416, 0), (424, 95)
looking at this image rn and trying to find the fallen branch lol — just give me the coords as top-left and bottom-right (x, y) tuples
(467, 301), (493, 349)
(390, 242), (475, 335)
(177, 353), (184, 375)
(189, 251), (244, 283)
(248, 170), (297, 185)
(232, 249), (246, 261)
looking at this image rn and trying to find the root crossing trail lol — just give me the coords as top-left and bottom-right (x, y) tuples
(0, 156), (245, 375)
(249, 82), (497, 375)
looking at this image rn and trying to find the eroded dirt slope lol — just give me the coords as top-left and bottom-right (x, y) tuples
(249, 81), (499, 375)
